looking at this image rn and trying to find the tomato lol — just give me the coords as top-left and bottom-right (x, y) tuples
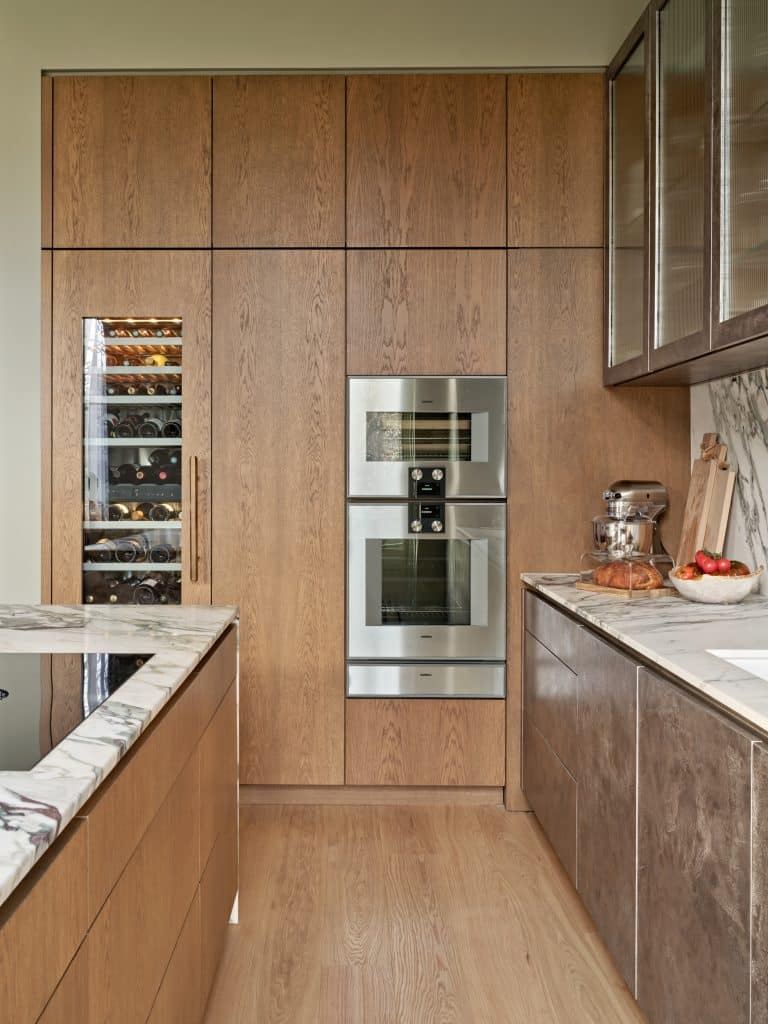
(715, 557), (731, 574)
(695, 549), (709, 569)
(700, 555), (718, 574)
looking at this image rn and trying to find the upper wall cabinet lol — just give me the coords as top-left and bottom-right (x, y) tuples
(606, 1), (768, 385)
(346, 74), (506, 247)
(508, 73), (604, 247)
(53, 77), (211, 248)
(212, 76), (345, 247)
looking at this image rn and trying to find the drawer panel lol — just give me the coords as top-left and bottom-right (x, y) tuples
(345, 698), (505, 786)
(522, 713), (577, 884)
(0, 821), (88, 1024)
(200, 683), (237, 872)
(201, 818), (238, 1011)
(523, 631), (578, 776)
(37, 936), (89, 1024)
(524, 591), (584, 674)
(147, 892), (203, 1024)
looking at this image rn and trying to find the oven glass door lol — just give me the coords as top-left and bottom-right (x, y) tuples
(348, 504), (506, 660)
(348, 377), (507, 498)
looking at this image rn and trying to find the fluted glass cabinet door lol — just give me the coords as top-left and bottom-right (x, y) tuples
(607, 13), (650, 382)
(715, 0), (768, 347)
(651, 0), (710, 367)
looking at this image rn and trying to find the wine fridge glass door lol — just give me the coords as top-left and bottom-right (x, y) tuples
(82, 317), (183, 605)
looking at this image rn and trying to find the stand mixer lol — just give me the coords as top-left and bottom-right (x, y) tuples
(592, 480), (669, 557)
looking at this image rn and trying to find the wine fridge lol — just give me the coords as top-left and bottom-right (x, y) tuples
(82, 317), (186, 604)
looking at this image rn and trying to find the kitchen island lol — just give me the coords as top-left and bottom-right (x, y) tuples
(520, 573), (768, 1024)
(0, 603), (238, 1024)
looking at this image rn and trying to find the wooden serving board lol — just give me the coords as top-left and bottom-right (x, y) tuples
(676, 433), (736, 567)
(575, 581), (678, 600)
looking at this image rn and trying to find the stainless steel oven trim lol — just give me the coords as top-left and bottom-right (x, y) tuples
(348, 502), (506, 661)
(347, 662), (506, 698)
(348, 376), (507, 498)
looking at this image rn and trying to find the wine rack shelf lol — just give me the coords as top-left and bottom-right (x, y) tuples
(84, 520), (182, 530)
(84, 437), (182, 447)
(86, 366), (183, 376)
(82, 562), (182, 572)
(88, 395), (182, 406)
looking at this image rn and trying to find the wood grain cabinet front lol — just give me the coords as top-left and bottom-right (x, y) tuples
(752, 743), (768, 1022)
(213, 75), (344, 247)
(521, 712), (577, 884)
(345, 698), (505, 787)
(53, 76), (211, 248)
(347, 249), (506, 376)
(523, 630), (577, 777)
(576, 630), (638, 994)
(346, 74), (506, 247)
(637, 667), (754, 1024)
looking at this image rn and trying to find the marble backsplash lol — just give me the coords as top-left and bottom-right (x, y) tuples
(690, 367), (768, 594)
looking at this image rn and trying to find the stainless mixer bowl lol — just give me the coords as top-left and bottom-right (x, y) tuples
(592, 518), (655, 555)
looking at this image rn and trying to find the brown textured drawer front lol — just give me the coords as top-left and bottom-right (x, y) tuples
(345, 698), (505, 787)
(0, 821), (88, 1024)
(147, 892), (203, 1024)
(753, 743), (768, 1023)
(523, 592), (584, 675)
(522, 713), (577, 885)
(82, 625), (237, 915)
(200, 683), (237, 872)
(523, 631), (578, 776)
(201, 818), (238, 1011)
(36, 936), (90, 1024)
(87, 751), (201, 1024)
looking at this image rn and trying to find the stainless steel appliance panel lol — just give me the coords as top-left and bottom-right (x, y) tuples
(348, 376), (507, 498)
(348, 502), (506, 660)
(347, 662), (505, 698)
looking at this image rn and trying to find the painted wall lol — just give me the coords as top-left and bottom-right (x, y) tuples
(691, 371), (768, 594)
(0, 0), (647, 602)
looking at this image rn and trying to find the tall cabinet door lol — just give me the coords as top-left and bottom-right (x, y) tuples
(51, 251), (211, 605)
(212, 251), (345, 785)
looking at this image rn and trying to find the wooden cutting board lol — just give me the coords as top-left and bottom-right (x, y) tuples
(676, 433), (736, 566)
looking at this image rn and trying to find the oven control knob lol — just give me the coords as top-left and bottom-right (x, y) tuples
(411, 468), (423, 481)
(431, 520), (444, 533)
(431, 468), (444, 481)
(410, 519), (423, 533)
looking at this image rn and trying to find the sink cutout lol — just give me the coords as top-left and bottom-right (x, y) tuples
(708, 650), (768, 683)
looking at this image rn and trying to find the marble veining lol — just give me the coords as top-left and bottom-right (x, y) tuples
(0, 604), (236, 908)
(522, 573), (768, 736)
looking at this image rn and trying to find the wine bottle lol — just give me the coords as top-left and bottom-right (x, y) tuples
(133, 576), (166, 604)
(165, 576), (182, 603)
(86, 538), (117, 563)
(106, 383), (125, 396)
(114, 418), (136, 438)
(153, 463), (180, 484)
(115, 463), (141, 483)
(143, 353), (168, 367)
(137, 417), (164, 438)
(114, 535), (149, 563)
(162, 419), (182, 438)
(108, 502), (131, 521)
(130, 502), (155, 521)
(147, 502), (178, 521)
(149, 543), (176, 563)
(148, 448), (179, 466)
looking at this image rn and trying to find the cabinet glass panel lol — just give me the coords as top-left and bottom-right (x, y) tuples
(82, 318), (183, 605)
(373, 538), (473, 626)
(655, 0), (707, 346)
(721, 0), (768, 321)
(610, 37), (647, 366)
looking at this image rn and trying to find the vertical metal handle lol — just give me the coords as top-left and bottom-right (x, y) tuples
(188, 455), (199, 583)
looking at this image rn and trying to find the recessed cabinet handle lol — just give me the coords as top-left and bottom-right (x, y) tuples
(188, 455), (199, 583)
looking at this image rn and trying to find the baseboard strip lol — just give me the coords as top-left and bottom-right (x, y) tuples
(239, 785), (505, 807)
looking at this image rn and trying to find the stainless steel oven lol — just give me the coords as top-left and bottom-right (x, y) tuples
(348, 377), (507, 499)
(347, 502), (506, 662)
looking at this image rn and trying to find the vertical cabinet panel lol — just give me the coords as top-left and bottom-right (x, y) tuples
(347, 249), (506, 375)
(576, 630), (637, 993)
(41, 250), (52, 603)
(347, 74), (506, 247)
(51, 251), (212, 604)
(523, 630), (577, 777)
(213, 75), (345, 247)
(752, 743), (768, 1022)
(637, 667), (752, 1024)
(212, 251), (345, 784)
(53, 76), (211, 248)
(41, 75), (52, 248)
(507, 73), (604, 247)
(521, 713), (577, 884)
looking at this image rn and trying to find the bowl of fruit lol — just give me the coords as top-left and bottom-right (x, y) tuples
(669, 550), (764, 604)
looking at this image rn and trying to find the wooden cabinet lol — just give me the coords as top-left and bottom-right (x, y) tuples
(345, 699), (505, 787)
(752, 743), (768, 1021)
(347, 249), (506, 375)
(508, 73), (604, 247)
(346, 74), (506, 247)
(201, 818), (238, 1009)
(637, 667), (754, 1024)
(522, 712), (577, 883)
(53, 76), (211, 248)
(212, 251), (345, 785)
(50, 250), (212, 605)
(577, 630), (637, 993)
(213, 75), (344, 246)
(147, 894), (203, 1024)
(523, 630), (577, 777)
(41, 76), (52, 248)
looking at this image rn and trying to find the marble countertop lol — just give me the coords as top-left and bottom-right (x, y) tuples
(521, 573), (768, 736)
(0, 603), (237, 908)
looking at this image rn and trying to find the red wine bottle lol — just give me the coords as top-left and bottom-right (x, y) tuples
(162, 419), (182, 438)
(137, 417), (164, 438)
(149, 543), (176, 563)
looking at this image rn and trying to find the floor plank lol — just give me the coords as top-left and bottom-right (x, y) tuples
(203, 805), (644, 1023)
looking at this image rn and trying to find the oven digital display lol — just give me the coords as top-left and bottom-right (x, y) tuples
(366, 411), (472, 463)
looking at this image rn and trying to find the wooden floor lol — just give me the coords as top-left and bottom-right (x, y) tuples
(203, 805), (644, 1023)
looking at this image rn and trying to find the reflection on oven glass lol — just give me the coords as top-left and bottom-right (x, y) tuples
(366, 412), (472, 462)
(378, 539), (471, 626)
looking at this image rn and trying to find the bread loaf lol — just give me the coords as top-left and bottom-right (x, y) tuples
(593, 560), (664, 590)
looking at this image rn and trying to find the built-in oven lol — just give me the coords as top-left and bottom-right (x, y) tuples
(347, 502), (506, 663)
(348, 377), (507, 499)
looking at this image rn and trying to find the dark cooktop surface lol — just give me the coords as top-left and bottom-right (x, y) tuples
(0, 652), (152, 771)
